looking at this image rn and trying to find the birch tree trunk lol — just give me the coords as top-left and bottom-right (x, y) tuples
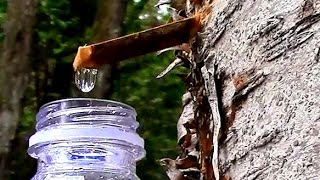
(197, 0), (320, 179)
(0, 0), (39, 178)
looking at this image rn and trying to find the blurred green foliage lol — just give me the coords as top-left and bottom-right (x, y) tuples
(1, 0), (186, 179)
(36, 0), (96, 59)
(114, 1), (185, 179)
(0, 0), (5, 41)
(112, 53), (186, 179)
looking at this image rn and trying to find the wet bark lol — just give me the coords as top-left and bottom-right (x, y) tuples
(196, 0), (320, 179)
(0, 0), (39, 178)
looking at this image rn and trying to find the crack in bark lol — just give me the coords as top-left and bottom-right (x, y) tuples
(200, 0), (244, 57)
(190, 59), (214, 179)
(198, 45), (269, 180)
(264, 30), (315, 61)
(314, 46), (320, 62)
(262, 13), (320, 62)
(247, 16), (284, 44)
(219, 70), (268, 145)
(201, 61), (222, 180)
(193, 2), (246, 179)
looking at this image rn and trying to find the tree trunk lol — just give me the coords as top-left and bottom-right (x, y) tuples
(73, 0), (128, 98)
(195, 0), (320, 179)
(0, 0), (39, 178)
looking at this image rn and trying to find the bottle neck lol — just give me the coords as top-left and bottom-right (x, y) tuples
(36, 141), (137, 175)
(28, 99), (145, 179)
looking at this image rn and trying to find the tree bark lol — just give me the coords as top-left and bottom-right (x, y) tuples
(73, 0), (128, 98)
(196, 0), (320, 179)
(0, 0), (39, 178)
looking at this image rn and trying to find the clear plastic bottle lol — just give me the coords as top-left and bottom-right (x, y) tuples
(28, 98), (145, 180)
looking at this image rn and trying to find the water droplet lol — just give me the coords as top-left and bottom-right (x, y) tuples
(75, 68), (98, 92)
